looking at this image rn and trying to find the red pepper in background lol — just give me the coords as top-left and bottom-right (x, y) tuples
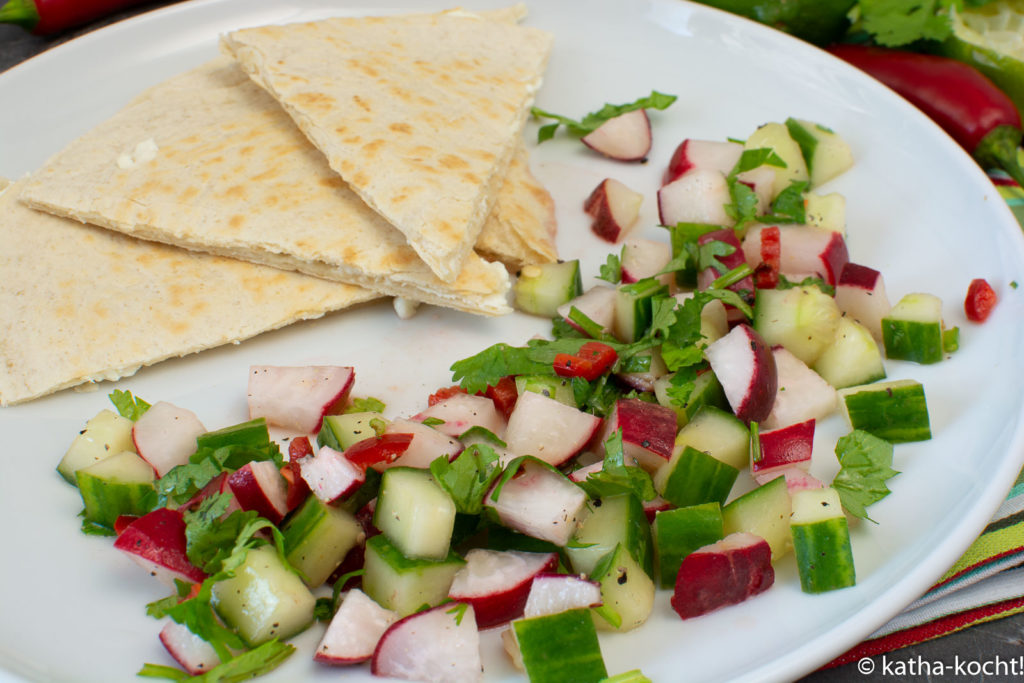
(827, 44), (1024, 188)
(0, 0), (158, 35)
(964, 278), (998, 322)
(553, 341), (618, 381)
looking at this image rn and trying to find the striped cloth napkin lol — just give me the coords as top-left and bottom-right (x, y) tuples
(824, 155), (1024, 667)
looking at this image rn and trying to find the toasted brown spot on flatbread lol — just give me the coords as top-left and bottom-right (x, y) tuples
(352, 95), (372, 113)
(223, 185), (246, 200)
(389, 122), (413, 134)
(439, 154), (469, 170)
(294, 91), (336, 112)
(362, 139), (385, 157)
(179, 186), (200, 202)
(228, 214), (246, 230)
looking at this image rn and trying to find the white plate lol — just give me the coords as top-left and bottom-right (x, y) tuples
(2, 1), (1024, 681)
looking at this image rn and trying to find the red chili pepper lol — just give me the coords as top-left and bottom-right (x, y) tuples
(428, 384), (467, 406)
(483, 375), (519, 420)
(287, 435), (314, 461)
(0, 0), (160, 35)
(827, 44), (1024, 187)
(964, 278), (998, 322)
(112, 514), (139, 536)
(753, 225), (781, 289)
(280, 459), (310, 511)
(553, 341), (618, 381)
(344, 433), (414, 471)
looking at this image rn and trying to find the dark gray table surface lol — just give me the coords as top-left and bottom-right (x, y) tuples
(3, 2), (1023, 681)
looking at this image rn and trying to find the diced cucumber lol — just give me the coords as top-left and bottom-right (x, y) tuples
(654, 445), (739, 508)
(281, 496), (363, 587)
(374, 467), (456, 561)
(652, 503), (724, 589)
(784, 118), (853, 188)
(881, 293), (946, 364)
(670, 405), (750, 470)
(337, 466), (382, 515)
(653, 371), (728, 428)
(195, 417), (269, 450)
(57, 409), (136, 485)
(722, 476), (793, 560)
(838, 379), (931, 442)
(513, 260), (583, 317)
(753, 285), (841, 365)
(512, 609), (607, 683)
(361, 533), (465, 617)
(804, 192), (846, 235)
(515, 375), (576, 408)
(567, 493), (652, 579)
(744, 122), (809, 198)
(790, 487), (856, 593)
(812, 317), (886, 389)
(211, 545), (316, 646)
(613, 278), (669, 343)
(77, 451), (157, 530)
(590, 543), (656, 632)
(318, 411), (387, 452)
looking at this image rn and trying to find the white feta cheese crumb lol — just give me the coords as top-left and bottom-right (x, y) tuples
(393, 297), (420, 320)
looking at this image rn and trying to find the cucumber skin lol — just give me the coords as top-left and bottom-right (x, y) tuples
(653, 503), (724, 589)
(361, 534), (465, 617)
(791, 517), (856, 593)
(281, 496), (362, 587)
(840, 381), (931, 443)
(196, 417), (269, 450)
(722, 475), (793, 561)
(513, 609), (607, 683)
(77, 473), (156, 530)
(568, 493), (653, 579)
(658, 446), (739, 508)
(881, 318), (943, 364)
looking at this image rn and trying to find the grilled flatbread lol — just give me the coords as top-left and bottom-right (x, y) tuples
(221, 9), (553, 282)
(20, 58), (518, 316)
(0, 178), (378, 406)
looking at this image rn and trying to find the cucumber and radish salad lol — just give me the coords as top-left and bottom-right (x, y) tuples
(57, 99), (985, 683)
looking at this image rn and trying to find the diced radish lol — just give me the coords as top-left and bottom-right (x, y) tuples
(614, 349), (668, 393)
(835, 262), (892, 341)
(705, 324), (778, 424)
(742, 225), (849, 286)
(759, 466), (826, 494)
(580, 109), (652, 161)
(761, 346), (837, 430)
(225, 460), (289, 525)
(159, 621), (221, 676)
(751, 419), (814, 484)
(594, 398), (677, 472)
(413, 393), (506, 440)
(113, 508), (207, 586)
(620, 238), (673, 285)
(131, 401), (206, 478)
(299, 445), (364, 503)
(642, 495), (673, 523)
(671, 532), (774, 619)
(523, 573), (603, 618)
(696, 228), (754, 295)
(279, 459), (310, 512)
(179, 472), (228, 511)
(315, 588), (399, 665)
(556, 286), (617, 336)
(503, 391), (602, 467)
(382, 418), (463, 469)
(736, 165), (776, 216)
(663, 139), (743, 185)
(584, 178), (644, 243)
(657, 169), (733, 227)
(484, 461), (587, 546)
(247, 365), (354, 433)
(448, 549), (558, 629)
(567, 460), (603, 483)
(371, 603), (483, 683)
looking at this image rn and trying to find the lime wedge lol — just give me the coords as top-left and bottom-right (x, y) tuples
(941, 0), (1024, 115)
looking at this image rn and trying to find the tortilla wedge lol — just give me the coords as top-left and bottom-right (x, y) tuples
(0, 178), (379, 406)
(221, 8), (553, 282)
(20, 58), (527, 316)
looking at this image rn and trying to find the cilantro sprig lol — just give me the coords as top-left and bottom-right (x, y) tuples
(832, 429), (900, 522)
(531, 90), (677, 143)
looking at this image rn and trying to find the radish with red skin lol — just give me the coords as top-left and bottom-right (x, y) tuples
(580, 109), (652, 161)
(371, 602), (483, 683)
(315, 588), (399, 665)
(657, 169), (734, 227)
(299, 445), (365, 503)
(671, 532), (775, 619)
(751, 418), (815, 483)
(179, 472), (228, 511)
(584, 178), (644, 243)
(594, 398), (678, 472)
(484, 460), (587, 546)
(247, 365), (354, 433)
(762, 346), (837, 430)
(159, 621), (220, 675)
(663, 139), (743, 185)
(503, 391), (602, 467)
(761, 466), (826, 494)
(131, 401), (206, 478)
(448, 549), (558, 628)
(620, 238), (673, 285)
(113, 507), (207, 586)
(381, 418), (462, 470)
(556, 285), (617, 337)
(704, 324), (778, 424)
(523, 573), (603, 618)
(413, 393), (506, 440)
(834, 263), (892, 341)
(742, 224), (850, 286)
(279, 459), (310, 512)
(226, 460), (290, 524)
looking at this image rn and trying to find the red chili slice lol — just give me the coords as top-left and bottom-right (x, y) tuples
(428, 384), (468, 406)
(280, 460), (311, 511)
(288, 435), (314, 460)
(484, 375), (519, 420)
(554, 342), (618, 381)
(344, 433), (414, 471)
(113, 515), (139, 536)
(754, 225), (781, 289)
(964, 278), (998, 322)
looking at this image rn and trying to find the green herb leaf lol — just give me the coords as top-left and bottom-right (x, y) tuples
(139, 639), (295, 682)
(458, 426), (507, 448)
(451, 338), (616, 395)
(578, 429), (656, 502)
(345, 397), (386, 414)
(832, 429), (900, 522)
(421, 417), (446, 427)
(598, 251), (623, 284)
(531, 90), (677, 142)
(760, 180), (808, 223)
(858, 0), (955, 47)
(109, 389), (151, 420)
(777, 274), (835, 297)
(446, 602), (470, 626)
(430, 445), (502, 515)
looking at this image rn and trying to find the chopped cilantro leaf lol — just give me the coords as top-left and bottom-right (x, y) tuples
(857, 0), (956, 47)
(760, 181), (808, 223)
(832, 430), (900, 522)
(777, 274), (835, 297)
(577, 429), (656, 502)
(138, 639), (294, 682)
(421, 416), (446, 427)
(109, 389), (151, 420)
(598, 251), (623, 284)
(345, 396), (386, 413)
(446, 602), (470, 625)
(451, 338), (611, 395)
(430, 445), (501, 515)
(531, 90), (677, 142)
